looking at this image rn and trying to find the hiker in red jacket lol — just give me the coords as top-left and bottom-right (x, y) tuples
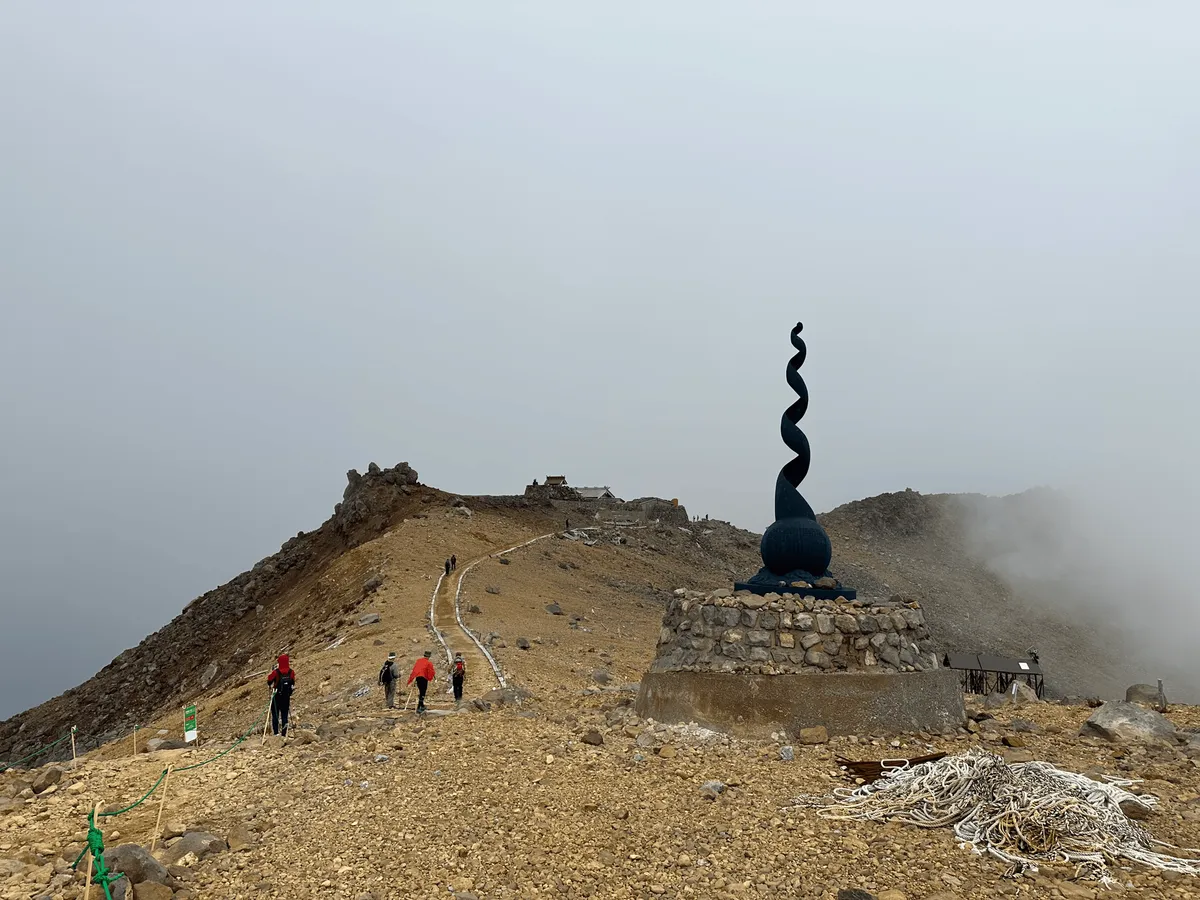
(408, 651), (435, 713)
(267, 654), (296, 736)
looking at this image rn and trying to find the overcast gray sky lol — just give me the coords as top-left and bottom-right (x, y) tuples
(2, 3), (1197, 720)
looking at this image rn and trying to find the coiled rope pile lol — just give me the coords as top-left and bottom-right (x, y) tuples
(787, 749), (1200, 883)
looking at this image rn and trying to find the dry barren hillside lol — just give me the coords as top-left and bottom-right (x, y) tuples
(3, 477), (1165, 766)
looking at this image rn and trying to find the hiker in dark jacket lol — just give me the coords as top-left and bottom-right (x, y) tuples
(379, 652), (399, 709)
(451, 554), (457, 571)
(267, 654), (296, 736)
(444, 559), (451, 576)
(452, 652), (466, 703)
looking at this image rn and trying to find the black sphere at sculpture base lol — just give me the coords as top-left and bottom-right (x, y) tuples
(761, 516), (832, 580)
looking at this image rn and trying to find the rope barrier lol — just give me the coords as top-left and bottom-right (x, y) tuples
(69, 693), (274, 897)
(788, 748), (1200, 883)
(0, 730), (73, 772)
(176, 699), (271, 772)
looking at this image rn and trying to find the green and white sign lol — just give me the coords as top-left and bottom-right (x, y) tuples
(183, 705), (198, 743)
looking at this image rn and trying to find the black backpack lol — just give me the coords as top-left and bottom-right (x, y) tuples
(273, 670), (295, 699)
(379, 660), (396, 685)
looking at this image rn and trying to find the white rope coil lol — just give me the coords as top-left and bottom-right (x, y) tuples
(787, 749), (1200, 883)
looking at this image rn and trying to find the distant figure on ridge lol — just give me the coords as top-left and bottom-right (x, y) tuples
(452, 652), (466, 703)
(267, 654), (296, 736)
(451, 554), (457, 571)
(444, 559), (451, 576)
(379, 651), (399, 709)
(408, 650), (435, 713)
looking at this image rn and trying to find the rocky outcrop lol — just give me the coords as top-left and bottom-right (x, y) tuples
(651, 588), (937, 676)
(333, 462), (419, 541)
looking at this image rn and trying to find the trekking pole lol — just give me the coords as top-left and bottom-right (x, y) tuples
(403, 684), (413, 711)
(261, 690), (276, 745)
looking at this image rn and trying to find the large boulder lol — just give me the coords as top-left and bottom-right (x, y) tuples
(1125, 683), (1165, 707)
(102, 844), (171, 891)
(1079, 701), (1177, 743)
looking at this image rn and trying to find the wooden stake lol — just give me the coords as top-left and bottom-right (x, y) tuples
(131, 726), (138, 758)
(150, 767), (173, 852)
(84, 802), (101, 900)
(70, 726), (77, 770)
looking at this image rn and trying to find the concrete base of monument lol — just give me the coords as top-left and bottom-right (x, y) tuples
(635, 669), (965, 739)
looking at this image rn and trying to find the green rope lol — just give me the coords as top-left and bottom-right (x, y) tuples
(0, 730), (73, 772)
(73, 810), (123, 900)
(98, 768), (168, 817)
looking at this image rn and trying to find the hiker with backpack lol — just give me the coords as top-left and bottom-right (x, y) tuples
(407, 650), (435, 713)
(452, 652), (466, 703)
(451, 554), (457, 571)
(267, 654), (296, 736)
(444, 559), (451, 576)
(379, 652), (399, 709)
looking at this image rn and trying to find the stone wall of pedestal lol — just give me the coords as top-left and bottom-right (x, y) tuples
(650, 588), (937, 676)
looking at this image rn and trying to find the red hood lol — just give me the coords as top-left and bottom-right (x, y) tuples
(277, 654), (291, 674)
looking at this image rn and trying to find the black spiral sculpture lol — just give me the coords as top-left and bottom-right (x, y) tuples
(736, 322), (854, 598)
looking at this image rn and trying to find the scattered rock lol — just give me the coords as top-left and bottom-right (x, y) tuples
(1120, 798), (1153, 821)
(132, 883), (174, 900)
(499, 558), (511, 565)
(358, 613), (382, 627)
(657, 744), (677, 759)
(468, 604), (482, 614)
(226, 823), (255, 852)
(545, 604), (564, 616)
(699, 780), (726, 800)
(162, 822), (187, 840)
(591, 670), (612, 686)
(516, 638), (532, 651)
(798, 725), (829, 745)
(161, 832), (227, 866)
(31, 767), (63, 794)
(486, 586), (501, 595)
(362, 575), (384, 596)
(1002, 735), (1025, 748)
(1001, 748), (1034, 764)
(877, 892), (908, 900)
(145, 738), (189, 753)
(581, 730), (604, 747)
(838, 890), (876, 900)
(1079, 701), (1177, 743)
